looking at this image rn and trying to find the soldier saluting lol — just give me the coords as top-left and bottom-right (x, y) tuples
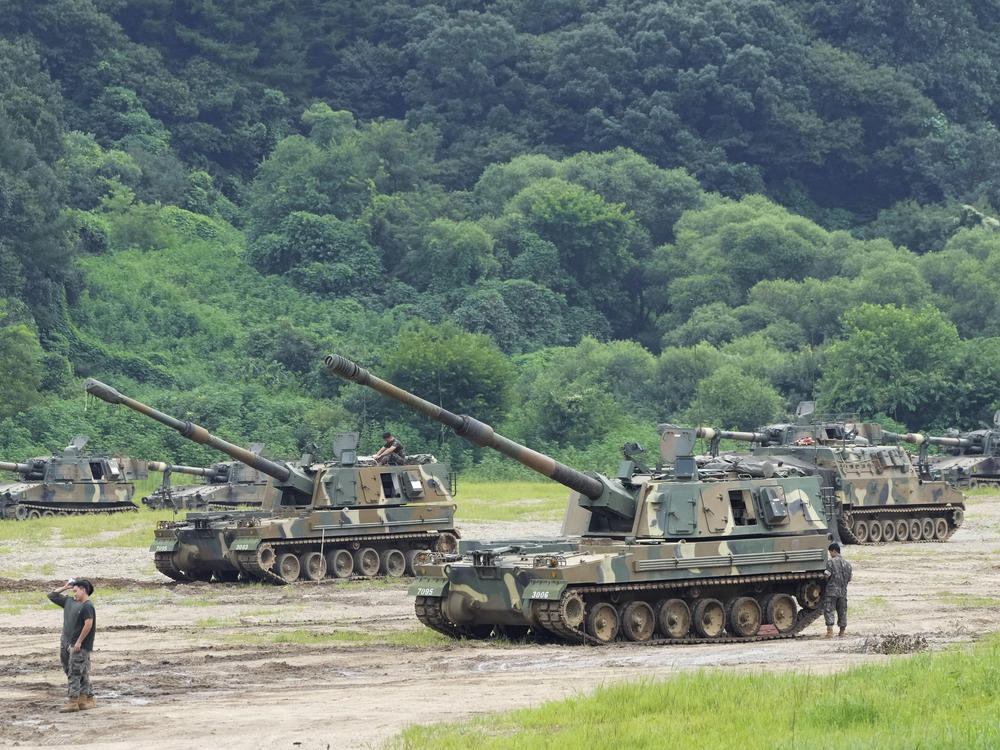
(822, 543), (853, 638)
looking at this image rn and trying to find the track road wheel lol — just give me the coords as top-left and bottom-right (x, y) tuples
(656, 598), (691, 638)
(327, 549), (354, 579)
(797, 580), (823, 610)
(620, 601), (655, 642)
(354, 547), (380, 577)
(908, 518), (922, 541)
(256, 543), (276, 572)
(880, 519), (896, 543)
(868, 520), (883, 543)
(920, 517), (935, 541)
(404, 549), (425, 577)
(726, 596), (762, 637)
(276, 553), (301, 583)
(762, 593), (797, 634)
(560, 590), (586, 630)
(934, 517), (950, 540)
(42, 510), (55, 517)
(692, 598), (725, 638)
(434, 532), (458, 554)
(27, 509), (41, 519)
(586, 601), (620, 644)
(299, 551), (327, 581)
(894, 519), (909, 542)
(379, 548), (406, 577)
(13, 505), (28, 520)
(853, 519), (870, 543)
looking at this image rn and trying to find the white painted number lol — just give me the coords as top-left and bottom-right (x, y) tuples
(416, 588), (436, 596)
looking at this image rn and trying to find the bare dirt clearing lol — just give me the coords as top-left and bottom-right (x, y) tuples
(2, 500), (999, 750)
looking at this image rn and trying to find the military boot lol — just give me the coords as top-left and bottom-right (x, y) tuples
(59, 696), (81, 712)
(822, 626), (834, 639)
(838, 628), (846, 638)
(79, 695), (97, 710)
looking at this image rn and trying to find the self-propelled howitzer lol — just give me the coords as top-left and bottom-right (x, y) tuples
(696, 425), (965, 545)
(0, 436), (142, 519)
(895, 414), (1000, 489)
(325, 354), (832, 645)
(141, 449), (273, 510)
(84, 378), (459, 584)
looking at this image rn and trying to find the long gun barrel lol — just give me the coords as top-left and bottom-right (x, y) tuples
(695, 427), (767, 443)
(882, 431), (972, 448)
(84, 379), (292, 482)
(146, 461), (227, 480)
(324, 354), (605, 501)
(0, 460), (32, 474)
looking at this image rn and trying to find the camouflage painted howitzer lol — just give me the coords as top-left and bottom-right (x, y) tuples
(142, 445), (274, 511)
(324, 353), (832, 645)
(0, 436), (142, 520)
(697, 424), (965, 546)
(895, 411), (1000, 489)
(84, 378), (459, 584)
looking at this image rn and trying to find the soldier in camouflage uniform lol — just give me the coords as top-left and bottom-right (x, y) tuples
(374, 432), (406, 466)
(823, 542), (852, 638)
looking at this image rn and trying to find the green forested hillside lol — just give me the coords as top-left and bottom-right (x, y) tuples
(1, 0), (999, 471)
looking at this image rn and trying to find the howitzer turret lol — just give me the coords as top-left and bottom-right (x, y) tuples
(892, 413), (1000, 488)
(698, 421), (966, 545)
(84, 377), (458, 583)
(0, 435), (142, 520)
(325, 353), (833, 645)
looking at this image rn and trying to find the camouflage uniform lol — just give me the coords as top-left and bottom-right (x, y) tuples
(823, 554), (852, 628)
(377, 438), (406, 466)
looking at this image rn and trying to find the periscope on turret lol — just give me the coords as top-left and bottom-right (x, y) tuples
(324, 353), (833, 645)
(84, 378), (460, 584)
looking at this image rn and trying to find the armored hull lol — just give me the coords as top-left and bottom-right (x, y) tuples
(751, 444), (965, 545)
(0, 437), (141, 519)
(323, 353), (833, 645)
(84, 378), (461, 584)
(411, 475), (830, 644)
(150, 461), (459, 584)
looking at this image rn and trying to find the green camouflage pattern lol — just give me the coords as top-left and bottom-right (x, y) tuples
(82, 378), (459, 584)
(142, 452), (274, 510)
(0, 436), (141, 520)
(698, 425), (966, 545)
(323, 354), (831, 645)
(150, 460), (458, 583)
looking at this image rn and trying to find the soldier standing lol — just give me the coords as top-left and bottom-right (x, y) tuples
(47, 578), (97, 711)
(822, 543), (852, 638)
(374, 432), (406, 466)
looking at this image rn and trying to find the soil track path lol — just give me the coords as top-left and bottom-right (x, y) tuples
(2, 500), (999, 750)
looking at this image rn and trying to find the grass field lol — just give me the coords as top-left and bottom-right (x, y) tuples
(387, 634), (1000, 750)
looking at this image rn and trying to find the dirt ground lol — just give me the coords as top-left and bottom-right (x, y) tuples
(2, 501), (999, 750)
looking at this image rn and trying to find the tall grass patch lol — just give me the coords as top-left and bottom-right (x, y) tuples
(454, 482), (567, 522)
(388, 635), (1000, 750)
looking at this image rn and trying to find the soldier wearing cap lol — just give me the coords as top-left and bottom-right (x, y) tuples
(822, 543), (852, 638)
(48, 577), (97, 711)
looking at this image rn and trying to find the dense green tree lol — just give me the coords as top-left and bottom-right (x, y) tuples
(376, 321), (515, 447)
(684, 364), (785, 430)
(816, 304), (962, 425)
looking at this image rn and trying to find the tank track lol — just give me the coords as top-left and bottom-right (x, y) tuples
(8, 501), (138, 519)
(418, 571), (826, 646)
(233, 530), (455, 584)
(839, 506), (962, 545)
(153, 552), (193, 582)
